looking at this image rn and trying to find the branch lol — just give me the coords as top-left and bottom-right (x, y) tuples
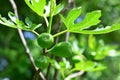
(33, 69), (41, 80)
(45, 55), (54, 80)
(9, 0), (46, 80)
(53, 0), (75, 79)
(65, 71), (84, 80)
(65, 32), (70, 42)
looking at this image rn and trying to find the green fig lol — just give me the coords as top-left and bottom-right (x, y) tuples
(34, 56), (49, 69)
(37, 33), (54, 48)
(49, 42), (73, 57)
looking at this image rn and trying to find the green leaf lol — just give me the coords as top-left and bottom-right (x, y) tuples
(94, 40), (106, 60)
(25, 17), (42, 30)
(44, 2), (50, 16)
(75, 61), (106, 71)
(8, 12), (17, 23)
(16, 18), (42, 31)
(75, 61), (96, 71)
(0, 13), (41, 31)
(50, 59), (60, 69)
(88, 35), (96, 50)
(24, 0), (46, 16)
(48, 42), (73, 57)
(25, 17), (33, 26)
(45, 0), (64, 17)
(60, 8), (101, 30)
(60, 7), (120, 34)
(77, 24), (120, 34)
(60, 7), (82, 27)
(0, 15), (17, 29)
(66, 7), (82, 27)
(54, 3), (64, 15)
(16, 19), (27, 29)
(50, 0), (56, 16)
(59, 58), (70, 70)
(25, 0), (63, 17)
(73, 10), (101, 30)
(83, 24), (120, 34)
(68, 10), (101, 32)
(59, 14), (67, 26)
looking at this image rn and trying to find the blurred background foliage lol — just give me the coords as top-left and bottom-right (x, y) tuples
(0, 0), (120, 80)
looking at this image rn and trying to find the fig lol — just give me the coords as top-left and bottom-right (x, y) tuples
(35, 56), (49, 69)
(37, 33), (54, 48)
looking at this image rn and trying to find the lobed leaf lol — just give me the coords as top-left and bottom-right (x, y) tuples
(73, 10), (101, 29)
(75, 61), (106, 71)
(60, 7), (120, 34)
(59, 14), (67, 26)
(54, 3), (64, 15)
(68, 10), (101, 32)
(0, 12), (42, 31)
(25, 0), (63, 17)
(24, 0), (46, 16)
(66, 7), (82, 27)
(0, 15), (17, 29)
(75, 24), (120, 34)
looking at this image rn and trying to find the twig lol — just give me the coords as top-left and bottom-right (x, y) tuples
(53, 20), (62, 80)
(9, 0), (46, 80)
(33, 69), (41, 80)
(53, 30), (68, 37)
(52, 0), (75, 79)
(54, 20), (62, 44)
(45, 55), (54, 80)
(46, 64), (50, 80)
(53, 68), (59, 80)
(46, 19), (63, 80)
(65, 32), (70, 42)
(65, 71), (84, 80)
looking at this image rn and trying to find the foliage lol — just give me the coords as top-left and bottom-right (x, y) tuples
(0, 0), (120, 80)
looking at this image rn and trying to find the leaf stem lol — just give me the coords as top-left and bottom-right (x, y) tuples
(65, 70), (84, 80)
(53, 30), (68, 37)
(44, 16), (49, 27)
(47, 16), (53, 33)
(47, 0), (55, 33)
(66, 68), (76, 75)
(32, 30), (39, 36)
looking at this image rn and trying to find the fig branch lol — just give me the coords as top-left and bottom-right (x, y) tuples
(9, 0), (45, 80)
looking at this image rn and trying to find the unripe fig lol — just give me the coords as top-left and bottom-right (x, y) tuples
(49, 42), (73, 57)
(34, 56), (49, 69)
(37, 33), (54, 48)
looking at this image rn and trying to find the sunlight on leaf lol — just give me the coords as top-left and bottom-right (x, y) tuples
(25, 0), (46, 16)
(8, 12), (17, 23)
(60, 7), (120, 34)
(54, 3), (64, 15)
(75, 61), (106, 71)
(25, 0), (63, 17)
(0, 13), (41, 31)
(78, 24), (120, 34)
(66, 7), (82, 27)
